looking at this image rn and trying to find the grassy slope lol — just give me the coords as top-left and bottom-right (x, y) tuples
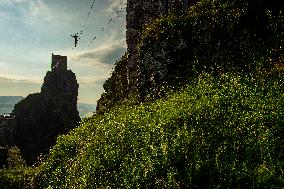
(1, 1), (283, 187)
(35, 73), (284, 188)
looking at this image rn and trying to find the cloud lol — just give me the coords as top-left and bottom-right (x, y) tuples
(70, 34), (126, 67)
(77, 75), (109, 84)
(25, 0), (58, 26)
(74, 46), (125, 65)
(29, 0), (52, 18)
(106, 0), (127, 14)
(0, 0), (55, 24)
(0, 74), (42, 84)
(0, 0), (28, 4)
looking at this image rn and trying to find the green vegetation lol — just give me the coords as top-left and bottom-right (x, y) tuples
(96, 53), (128, 114)
(0, 147), (34, 189)
(138, 0), (284, 97)
(34, 72), (284, 188)
(0, 0), (283, 188)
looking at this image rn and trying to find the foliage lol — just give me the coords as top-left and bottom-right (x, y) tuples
(0, 147), (34, 189)
(96, 53), (129, 114)
(2, 1), (284, 188)
(35, 72), (284, 188)
(0, 167), (35, 189)
(7, 147), (26, 168)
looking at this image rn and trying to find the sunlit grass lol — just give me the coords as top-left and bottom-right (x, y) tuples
(35, 73), (284, 188)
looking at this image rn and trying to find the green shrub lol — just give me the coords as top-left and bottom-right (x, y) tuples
(0, 147), (34, 189)
(35, 72), (284, 188)
(96, 53), (129, 114)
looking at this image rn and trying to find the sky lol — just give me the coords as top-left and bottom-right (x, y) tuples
(0, 0), (127, 105)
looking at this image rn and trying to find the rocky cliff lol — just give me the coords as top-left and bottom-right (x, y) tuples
(96, 54), (128, 114)
(13, 56), (80, 165)
(97, 0), (284, 114)
(126, 0), (195, 97)
(0, 116), (15, 147)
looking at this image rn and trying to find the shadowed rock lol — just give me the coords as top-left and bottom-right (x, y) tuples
(13, 54), (80, 165)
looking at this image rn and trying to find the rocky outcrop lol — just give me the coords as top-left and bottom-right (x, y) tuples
(96, 0), (198, 113)
(13, 55), (80, 165)
(96, 54), (128, 114)
(126, 0), (161, 96)
(126, 0), (194, 97)
(0, 115), (16, 146)
(136, 0), (284, 98)
(137, 23), (193, 98)
(0, 147), (8, 168)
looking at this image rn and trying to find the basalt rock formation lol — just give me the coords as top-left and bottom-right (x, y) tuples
(13, 54), (80, 165)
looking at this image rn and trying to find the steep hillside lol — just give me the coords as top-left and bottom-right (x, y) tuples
(34, 73), (284, 188)
(0, 0), (283, 188)
(97, 0), (284, 113)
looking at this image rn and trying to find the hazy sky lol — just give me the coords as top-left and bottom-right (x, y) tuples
(0, 0), (127, 104)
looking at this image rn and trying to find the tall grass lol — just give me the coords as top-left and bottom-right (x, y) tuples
(35, 73), (284, 188)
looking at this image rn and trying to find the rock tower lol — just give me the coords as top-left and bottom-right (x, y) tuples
(51, 53), (67, 71)
(13, 54), (80, 165)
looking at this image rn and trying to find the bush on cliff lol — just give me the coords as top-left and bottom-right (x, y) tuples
(0, 147), (34, 189)
(138, 0), (284, 97)
(96, 54), (129, 114)
(35, 72), (284, 188)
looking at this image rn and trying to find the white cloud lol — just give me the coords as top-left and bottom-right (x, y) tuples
(25, 0), (57, 25)
(29, 0), (52, 18)
(0, 0), (55, 25)
(70, 33), (126, 67)
(106, 0), (127, 14)
(0, 0), (27, 4)
(77, 75), (109, 84)
(0, 74), (42, 83)
(0, 61), (42, 83)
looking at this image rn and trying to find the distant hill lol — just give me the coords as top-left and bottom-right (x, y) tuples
(0, 96), (23, 114)
(78, 103), (96, 118)
(0, 96), (95, 118)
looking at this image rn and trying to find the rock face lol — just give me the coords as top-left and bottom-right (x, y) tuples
(0, 147), (8, 168)
(96, 0), (197, 114)
(0, 115), (16, 146)
(13, 54), (80, 165)
(126, 0), (194, 97)
(137, 26), (192, 98)
(96, 54), (128, 114)
(126, 0), (161, 96)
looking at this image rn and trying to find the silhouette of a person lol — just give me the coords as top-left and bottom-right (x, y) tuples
(71, 33), (79, 47)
